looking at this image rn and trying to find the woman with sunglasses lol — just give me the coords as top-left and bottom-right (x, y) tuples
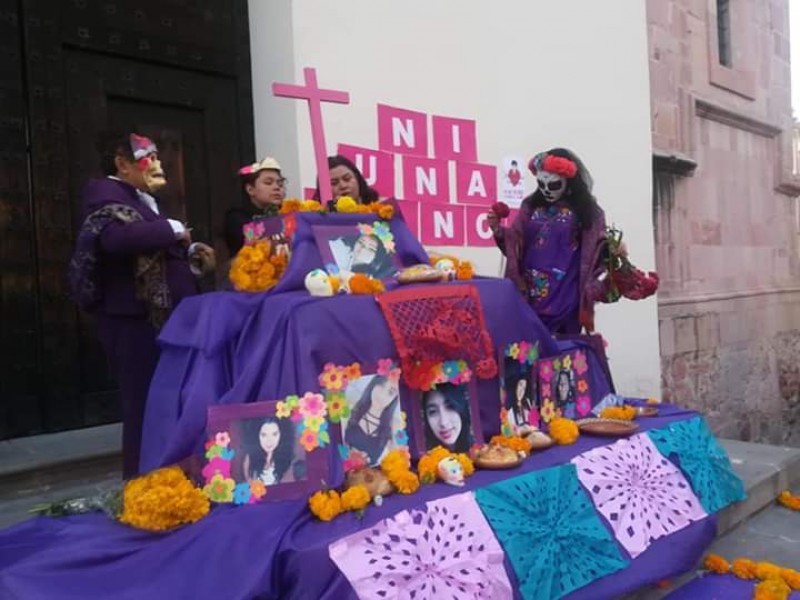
(487, 148), (610, 334)
(224, 157), (288, 256)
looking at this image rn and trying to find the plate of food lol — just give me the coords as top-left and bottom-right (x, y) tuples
(396, 264), (445, 284)
(576, 418), (640, 437)
(471, 443), (525, 470)
(635, 406), (659, 417)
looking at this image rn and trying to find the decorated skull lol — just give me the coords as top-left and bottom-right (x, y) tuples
(537, 170), (567, 203)
(304, 269), (335, 296)
(434, 258), (457, 280)
(437, 456), (465, 487)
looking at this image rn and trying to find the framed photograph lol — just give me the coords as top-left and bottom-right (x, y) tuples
(203, 399), (329, 504)
(501, 357), (539, 434)
(313, 221), (401, 280)
(414, 381), (482, 454)
(538, 349), (592, 423)
(341, 370), (408, 467)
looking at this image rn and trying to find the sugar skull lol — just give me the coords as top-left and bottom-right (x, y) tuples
(536, 170), (566, 203)
(304, 269), (335, 296)
(437, 456), (465, 487)
(434, 258), (456, 281)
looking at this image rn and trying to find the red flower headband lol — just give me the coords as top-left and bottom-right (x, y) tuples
(528, 153), (578, 179)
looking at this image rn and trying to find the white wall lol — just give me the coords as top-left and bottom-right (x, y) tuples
(248, 0), (660, 397)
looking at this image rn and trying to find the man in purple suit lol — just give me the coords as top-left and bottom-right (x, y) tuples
(69, 132), (215, 477)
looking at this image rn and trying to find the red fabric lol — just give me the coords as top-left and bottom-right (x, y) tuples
(376, 284), (498, 390)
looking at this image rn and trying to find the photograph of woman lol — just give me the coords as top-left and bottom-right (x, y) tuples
(343, 374), (402, 465)
(328, 233), (395, 279)
(241, 416), (297, 486)
(554, 369), (577, 418)
(421, 384), (474, 453)
(503, 361), (535, 432)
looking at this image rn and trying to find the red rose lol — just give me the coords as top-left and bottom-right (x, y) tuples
(490, 202), (510, 219)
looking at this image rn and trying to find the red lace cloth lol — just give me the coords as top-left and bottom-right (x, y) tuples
(376, 285), (498, 390)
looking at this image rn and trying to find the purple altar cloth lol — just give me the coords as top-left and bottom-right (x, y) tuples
(665, 573), (800, 599)
(0, 405), (717, 600)
(139, 277), (579, 474)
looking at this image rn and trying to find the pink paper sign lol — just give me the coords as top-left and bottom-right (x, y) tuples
(432, 115), (477, 162)
(378, 104), (428, 157)
(337, 144), (396, 199)
(401, 156), (449, 203)
(420, 202), (465, 246)
(465, 205), (496, 247)
(397, 200), (420, 238)
(455, 162), (497, 205)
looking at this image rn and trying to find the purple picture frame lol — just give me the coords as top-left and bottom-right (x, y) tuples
(312, 222), (403, 280)
(412, 380), (483, 454)
(206, 401), (328, 502)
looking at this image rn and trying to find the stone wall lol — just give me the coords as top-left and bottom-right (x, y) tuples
(647, 0), (800, 444)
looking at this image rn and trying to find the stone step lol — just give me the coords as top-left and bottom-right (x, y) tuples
(0, 424), (122, 528)
(628, 438), (800, 599)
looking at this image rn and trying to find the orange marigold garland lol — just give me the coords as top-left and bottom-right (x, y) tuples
(777, 490), (800, 510)
(600, 405), (637, 421)
(119, 466), (210, 532)
(308, 490), (343, 522)
(549, 417), (580, 445)
(704, 554), (731, 574)
(340, 485), (371, 512)
(707, 554), (800, 598)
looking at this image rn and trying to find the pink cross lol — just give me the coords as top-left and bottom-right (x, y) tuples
(272, 68), (350, 203)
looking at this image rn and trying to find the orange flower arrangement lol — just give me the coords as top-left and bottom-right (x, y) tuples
(348, 273), (385, 295)
(490, 435), (533, 456)
(754, 578), (791, 600)
(733, 558), (759, 580)
(549, 417), (580, 445)
(229, 240), (288, 292)
(600, 405), (637, 421)
(340, 485), (371, 512)
(119, 466), (209, 532)
(308, 489), (343, 522)
(380, 449), (420, 495)
(777, 490), (800, 510)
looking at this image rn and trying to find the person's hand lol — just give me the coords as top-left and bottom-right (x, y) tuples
(177, 228), (192, 247)
(486, 211), (500, 232)
(189, 242), (216, 274)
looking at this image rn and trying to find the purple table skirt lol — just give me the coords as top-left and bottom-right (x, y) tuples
(665, 573), (800, 599)
(139, 277), (612, 478)
(0, 404), (717, 600)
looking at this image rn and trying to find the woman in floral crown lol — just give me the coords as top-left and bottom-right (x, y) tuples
(224, 157), (287, 256)
(488, 148), (611, 334)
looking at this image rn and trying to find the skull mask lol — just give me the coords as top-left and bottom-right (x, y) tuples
(537, 170), (567, 203)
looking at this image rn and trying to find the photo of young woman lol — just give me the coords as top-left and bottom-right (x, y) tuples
(421, 384), (474, 453)
(554, 369), (577, 418)
(503, 359), (535, 432)
(343, 374), (402, 465)
(328, 233), (395, 279)
(240, 416), (299, 486)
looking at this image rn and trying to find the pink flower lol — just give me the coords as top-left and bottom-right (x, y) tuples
(214, 432), (231, 448)
(518, 341), (531, 362)
(528, 407), (541, 429)
(202, 457), (231, 481)
(576, 396), (592, 416)
(539, 361), (554, 382)
(343, 449), (369, 472)
(299, 392), (326, 419)
(377, 358), (394, 377)
(541, 383), (552, 401)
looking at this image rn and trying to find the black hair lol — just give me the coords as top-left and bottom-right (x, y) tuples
(554, 369), (576, 409)
(524, 147), (599, 230)
(503, 362), (532, 425)
(243, 416), (295, 483)
(422, 384), (473, 453)
(345, 375), (399, 458)
(314, 155), (379, 204)
(96, 131), (135, 176)
(349, 234), (390, 278)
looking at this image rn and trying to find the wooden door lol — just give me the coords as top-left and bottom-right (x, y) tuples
(0, 0), (254, 438)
